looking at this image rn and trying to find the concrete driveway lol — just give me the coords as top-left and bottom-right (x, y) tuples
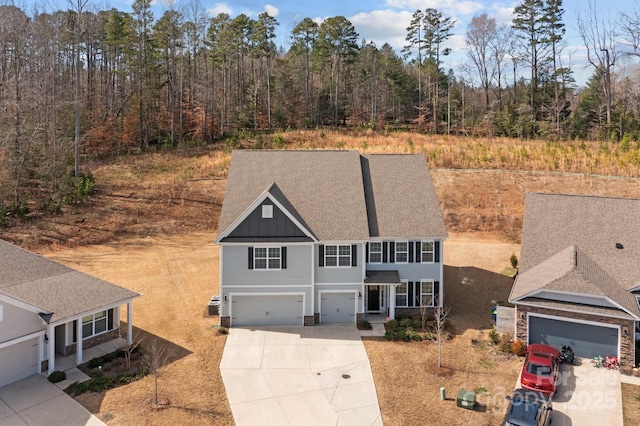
(551, 359), (623, 426)
(220, 324), (382, 426)
(0, 375), (104, 426)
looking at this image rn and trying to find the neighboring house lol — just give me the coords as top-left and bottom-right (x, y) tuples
(214, 150), (447, 327)
(0, 239), (140, 387)
(510, 193), (640, 367)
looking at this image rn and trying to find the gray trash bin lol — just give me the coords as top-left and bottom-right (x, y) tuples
(208, 295), (220, 315)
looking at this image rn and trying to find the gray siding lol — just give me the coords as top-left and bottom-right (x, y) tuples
(366, 262), (441, 281)
(0, 302), (43, 341)
(314, 244), (364, 283)
(220, 245), (313, 316)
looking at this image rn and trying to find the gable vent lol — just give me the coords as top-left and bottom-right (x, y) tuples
(616, 242), (624, 249)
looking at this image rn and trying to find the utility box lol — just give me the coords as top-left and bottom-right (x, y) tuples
(456, 389), (475, 410)
(208, 295), (221, 315)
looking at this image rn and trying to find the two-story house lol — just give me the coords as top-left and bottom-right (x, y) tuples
(214, 150), (447, 327)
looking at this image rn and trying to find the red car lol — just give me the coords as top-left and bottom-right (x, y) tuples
(520, 344), (561, 396)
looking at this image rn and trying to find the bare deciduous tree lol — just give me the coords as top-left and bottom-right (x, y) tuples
(142, 338), (171, 405)
(430, 305), (451, 368)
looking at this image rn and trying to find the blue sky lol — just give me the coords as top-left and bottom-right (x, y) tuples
(35, 0), (640, 86)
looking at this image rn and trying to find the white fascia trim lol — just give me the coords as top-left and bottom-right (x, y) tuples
(223, 284), (313, 288)
(0, 330), (45, 350)
(47, 298), (139, 327)
(315, 282), (363, 286)
(516, 289), (637, 318)
(517, 300), (639, 321)
(218, 241), (314, 247)
(215, 189), (317, 243)
(0, 293), (50, 316)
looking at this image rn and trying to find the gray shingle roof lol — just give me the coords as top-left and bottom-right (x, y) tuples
(361, 154), (448, 238)
(0, 239), (140, 323)
(512, 193), (640, 317)
(217, 150), (447, 242)
(365, 270), (401, 284)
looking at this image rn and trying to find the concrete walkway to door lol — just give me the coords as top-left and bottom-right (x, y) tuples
(220, 324), (382, 426)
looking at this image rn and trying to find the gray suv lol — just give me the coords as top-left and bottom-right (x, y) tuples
(504, 388), (552, 426)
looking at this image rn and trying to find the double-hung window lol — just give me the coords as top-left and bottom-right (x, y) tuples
(396, 281), (408, 307)
(395, 241), (408, 263)
(82, 310), (108, 339)
(325, 244), (351, 267)
(421, 241), (435, 263)
(420, 280), (434, 307)
(369, 242), (382, 263)
(254, 247), (281, 270)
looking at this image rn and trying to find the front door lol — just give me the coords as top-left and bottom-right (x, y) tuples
(367, 285), (380, 311)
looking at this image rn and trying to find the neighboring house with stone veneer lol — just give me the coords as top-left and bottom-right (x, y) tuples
(0, 239), (140, 387)
(215, 150), (447, 327)
(509, 193), (640, 367)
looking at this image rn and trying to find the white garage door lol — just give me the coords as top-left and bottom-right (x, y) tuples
(320, 292), (356, 323)
(0, 338), (39, 387)
(231, 295), (303, 326)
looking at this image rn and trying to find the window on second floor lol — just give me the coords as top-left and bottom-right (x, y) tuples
(369, 242), (382, 263)
(395, 241), (408, 263)
(421, 241), (434, 263)
(254, 247), (281, 270)
(326, 244), (351, 267)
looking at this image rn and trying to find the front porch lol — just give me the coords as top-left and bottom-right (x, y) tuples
(45, 337), (126, 390)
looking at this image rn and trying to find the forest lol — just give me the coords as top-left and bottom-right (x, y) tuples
(2, 0), (640, 219)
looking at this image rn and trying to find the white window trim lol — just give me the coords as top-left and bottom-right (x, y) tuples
(396, 280), (408, 307)
(420, 280), (435, 307)
(368, 241), (382, 264)
(421, 240), (435, 263)
(82, 310), (110, 340)
(395, 240), (409, 264)
(254, 246), (282, 270)
(325, 244), (352, 268)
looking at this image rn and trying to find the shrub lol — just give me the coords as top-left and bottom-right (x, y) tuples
(217, 327), (229, 335)
(488, 328), (500, 345)
(48, 371), (66, 383)
(66, 373), (115, 395)
(512, 340), (528, 356)
(498, 332), (514, 353)
(399, 317), (414, 328)
(510, 253), (519, 269)
(14, 201), (29, 219)
(385, 319), (398, 330)
(357, 319), (372, 330)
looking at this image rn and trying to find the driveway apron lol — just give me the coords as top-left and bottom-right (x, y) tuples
(220, 324), (382, 426)
(0, 375), (104, 426)
(551, 360), (622, 426)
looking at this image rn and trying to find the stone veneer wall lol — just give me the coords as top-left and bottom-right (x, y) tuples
(304, 316), (315, 326)
(63, 329), (120, 356)
(515, 305), (635, 367)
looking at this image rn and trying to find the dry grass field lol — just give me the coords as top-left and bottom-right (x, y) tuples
(2, 131), (640, 424)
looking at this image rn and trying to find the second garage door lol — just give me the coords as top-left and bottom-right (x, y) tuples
(0, 337), (39, 388)
(528, 315), (619, 359)
(320, 292), (356, 323)
(231, 294), (303, 326)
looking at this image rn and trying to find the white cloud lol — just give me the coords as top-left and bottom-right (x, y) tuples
(207, 3), (232, 16)
(265, 4), (280, 17)
(385, 0), (483, 16)
(490, 2), (515, 25)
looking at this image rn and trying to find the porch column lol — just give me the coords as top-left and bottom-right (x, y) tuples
(389, 285), (396, 320)
(127, 302), (133, 345)
(38, 333), (44, 374)
(47, 323), (55, 374)
(76, 318), (83, 365)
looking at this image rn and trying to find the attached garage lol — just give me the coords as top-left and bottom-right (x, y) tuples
(320, 292), (356, 323)
(231, 294), (303, 326)
(0, 337), (39, 387)
(528, 315), (619, 359)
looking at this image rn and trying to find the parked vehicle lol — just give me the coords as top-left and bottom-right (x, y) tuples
(504, 388), (553, 426)
(560, 344), (574, 365)
(520, 343), (561, 396)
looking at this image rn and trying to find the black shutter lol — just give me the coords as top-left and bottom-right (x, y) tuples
(408, 281), (414, 307)
(382, 242), (388, 263)
(282, 247), (287, 269)
(319, 245), (325, 267)
(389, 242), (395, 263)
(434, 281), (440, 305)
(351, 244), (357, 267)
(365, 242), (369, 263)
(416, 242), (421, 263)
(416, 282), (421, 306)
(248, 247), (254, 269)
(408, 242), (414, 263)
(108, 309), (114, 329)
(435, 241), (440, 263)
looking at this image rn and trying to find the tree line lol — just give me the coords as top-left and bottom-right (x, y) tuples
(2, 0), (640, 214)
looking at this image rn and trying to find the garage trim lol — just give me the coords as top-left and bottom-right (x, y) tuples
(318, 290), (358, 324)
(229, 292), (305, 326)
(527, 312), (620, 358)
(0, 330), (45, 350)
